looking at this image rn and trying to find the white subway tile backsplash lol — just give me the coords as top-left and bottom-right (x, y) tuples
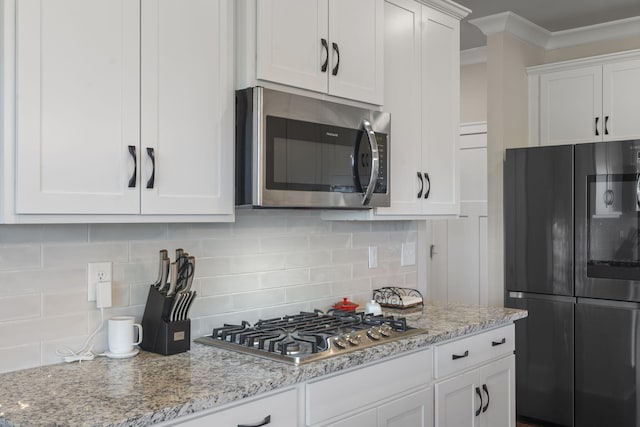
(42, 242), (128, 268)
(285, 283), (331, 303)
(284, 250), (332, 268)
(200, 274), (261, 296)
(0, 344), (41, 374)
(90, 224), (168, 242)
(42, 292), (88, 317)
(0, 212), (421, 372)
(0, 294), (41, 321)
(232, 289), (286, 311)
(310, 264), (351, 283)
(0, 245), (41, 271)
(230, 253), (286, 274)
(260, 235), (309, 253)
(260, 268), (310, 289)
(201, 237), (260, 257)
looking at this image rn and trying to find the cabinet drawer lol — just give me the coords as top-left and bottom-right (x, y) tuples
(306, 349), (432, 425)
(434, 324), (514, 379)
(173, 388), (298, 427)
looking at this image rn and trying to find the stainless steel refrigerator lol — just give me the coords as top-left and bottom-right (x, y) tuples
(505, 140), (640, 427)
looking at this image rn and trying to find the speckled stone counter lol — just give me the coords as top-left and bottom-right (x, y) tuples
(0, 303), (526, 427)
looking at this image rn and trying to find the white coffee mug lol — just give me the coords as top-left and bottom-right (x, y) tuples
(108, 316), (143, 354)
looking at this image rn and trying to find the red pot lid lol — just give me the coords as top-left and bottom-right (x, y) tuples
(332, 297), (359, 311)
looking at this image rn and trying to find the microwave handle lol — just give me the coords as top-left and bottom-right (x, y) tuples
(361, 120), (380, 205)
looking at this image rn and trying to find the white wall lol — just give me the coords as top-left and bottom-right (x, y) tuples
(461, 63), (487, 123)
(0, 211), (420, 373)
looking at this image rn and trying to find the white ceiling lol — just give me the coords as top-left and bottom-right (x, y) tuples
(456, 0), (640, 50)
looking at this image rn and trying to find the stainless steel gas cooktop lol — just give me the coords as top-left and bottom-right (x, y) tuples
(195, 310), (426, 365)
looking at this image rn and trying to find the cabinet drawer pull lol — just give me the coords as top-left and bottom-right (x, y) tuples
(128, 145), (137, 188)
(417, 171), (424, 198)
(146, 147), (156, 189)
(475, 386), (482, 416)
(482, 384), (490, 413)
(423, 172), (431, 199)
(452, 350), (469, 360)
(332, 42), (340, 76)
(321, 38), (329, 72)
(238, 415), (271, 427)
(595, 117), (600, 136)
(491, 338), (506, 347)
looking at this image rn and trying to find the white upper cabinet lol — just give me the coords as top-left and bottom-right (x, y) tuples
(375, 0), (466, 217)
(12, 0), (234, 221)
(140, 0), (234, 216)
(529, 50), (640, 146)
(255, 0), (329, 95)
(16, 0), (141, 214)
(240, 0), (384, 105)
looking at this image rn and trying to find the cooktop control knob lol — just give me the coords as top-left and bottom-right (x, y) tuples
(379, 324), (393, 337)
(367, 328), (381, 340)
(334, 335), (348, 349)
(346, 332), (362, 346)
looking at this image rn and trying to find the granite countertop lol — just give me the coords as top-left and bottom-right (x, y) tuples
(0, 303), (527, 427)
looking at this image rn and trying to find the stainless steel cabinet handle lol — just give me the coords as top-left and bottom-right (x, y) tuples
(475, 387), (483, 417)
(423, 172), (431, 199)
(238, 415), (271, 427)
(146, 147), (155, 189)
(321, 38), (329, 72)
(361, 120), (379, 205)
(482, 384), (490, 413)
(417, 172), (424, 198)
(452, 350), (469, 360)
(128, 145), (137, 188)
(332, 42), (340, 76)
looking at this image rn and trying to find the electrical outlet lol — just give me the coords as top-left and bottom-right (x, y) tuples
(401, 242), (416, 266)
(368, 246), (378, 269)
(88, 262), (113, 302)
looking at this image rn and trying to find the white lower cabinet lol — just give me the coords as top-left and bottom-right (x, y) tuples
(435, 355), (514, 427)
(166, 388), (298, 426)
(434, 326), (516, 427)
(306, 349), (433, 426)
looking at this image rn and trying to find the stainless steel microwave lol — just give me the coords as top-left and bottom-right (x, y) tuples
(235, 87), (390, 209)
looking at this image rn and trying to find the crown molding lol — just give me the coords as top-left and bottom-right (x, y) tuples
(469, 12), (551, 49)
(468, 12), (640, 52)
(547, 16), (640, 50)
(461, 46), (487, 65)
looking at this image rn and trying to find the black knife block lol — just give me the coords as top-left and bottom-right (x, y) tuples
(140, 285), (191, 356)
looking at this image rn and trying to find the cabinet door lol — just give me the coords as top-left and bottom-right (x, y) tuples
(375, 0), (423, 216)
(480, 356), (515, 427)
(16, 0), (140, 214)
(435, 371), (479, 427)
(378, 387), (433, 427)
(602, 59), (640, 141)
(256, 0), (329, 94)
(140, 0), (234, 215)
(539, 66), (602, 145)
(327, 0), (384, 104)
(421, 7), (460, 215)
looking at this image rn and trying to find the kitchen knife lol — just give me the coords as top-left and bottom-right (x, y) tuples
(166, 261), (178, 297)
(152, 249), (168, 288)
(157, 258), (170, 293)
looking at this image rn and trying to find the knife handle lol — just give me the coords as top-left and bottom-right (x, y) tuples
(166, 261), (178, 297)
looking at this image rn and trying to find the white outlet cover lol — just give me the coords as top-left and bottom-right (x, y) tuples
(368, 246), (378, 269)
(88, 262), (113, 301)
